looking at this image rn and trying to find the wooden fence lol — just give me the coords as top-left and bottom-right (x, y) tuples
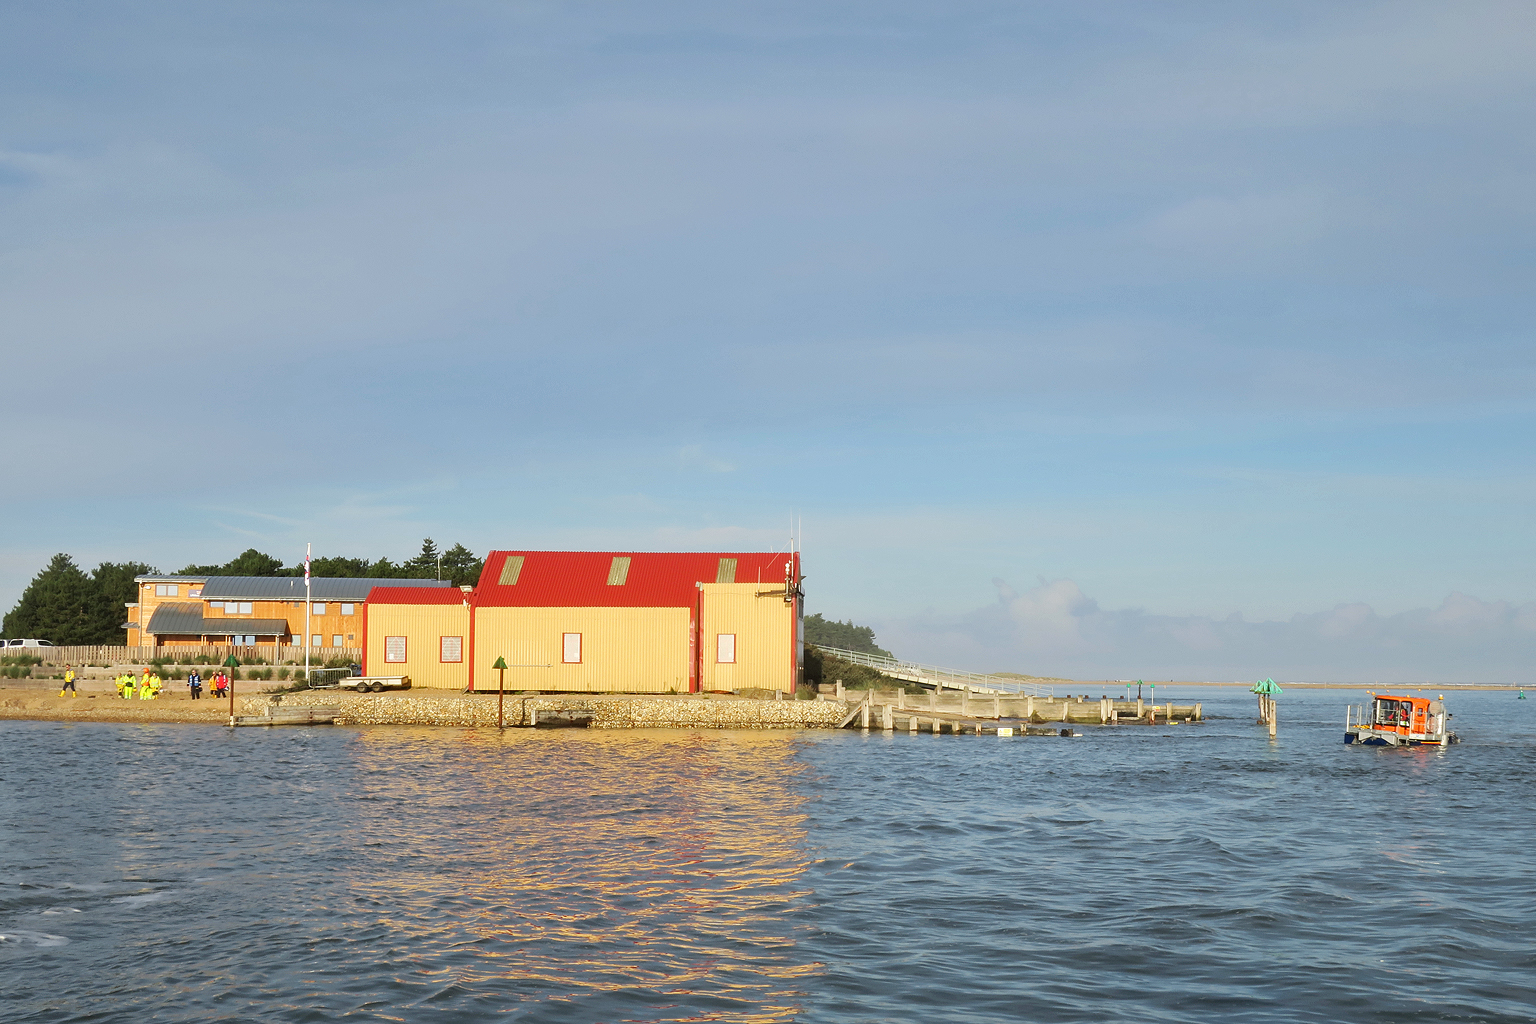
(1, 645), (361, 666)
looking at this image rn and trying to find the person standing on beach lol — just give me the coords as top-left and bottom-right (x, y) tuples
(188, 669), (202, 700)
(59, 665), (78, 698)
(138, 667), (153, 700)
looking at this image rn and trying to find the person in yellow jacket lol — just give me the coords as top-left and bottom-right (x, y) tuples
(137, 668), (155, 700)
(114, 673), (130, 698)
(59, 665), (78, 698)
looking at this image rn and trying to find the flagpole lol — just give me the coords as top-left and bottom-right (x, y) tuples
(304, 543), (311, 684)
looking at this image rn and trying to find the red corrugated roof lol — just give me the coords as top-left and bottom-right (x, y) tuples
(367, 586), (469, 605)
(473, 551), (800, 608)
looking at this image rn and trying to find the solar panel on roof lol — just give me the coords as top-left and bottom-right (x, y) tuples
(607, 556), (631, 585)
(716, 558), (737, 584)
(499, 556), (524, 585)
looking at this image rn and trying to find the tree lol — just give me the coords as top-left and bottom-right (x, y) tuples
(366, 557), (401, 578)
(803, 613), (892, 657)
(2, 553), (119, 644)
(308, 555), (371, 578)
(438, 543), (485, 588)
(180, 548), (285, 576)
(92, 561), (156, 640)
(402, 538), (442, 579)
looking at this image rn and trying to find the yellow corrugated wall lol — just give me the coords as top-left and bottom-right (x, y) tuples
(701, 583), (795, 692)
(471, 606), (690, 693)
(365, 603), (472, 689)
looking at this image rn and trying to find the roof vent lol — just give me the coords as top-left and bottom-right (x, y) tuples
(498, 556), (525, 586)
(607, 556), (631, 586)
(716, 558), (737, 584)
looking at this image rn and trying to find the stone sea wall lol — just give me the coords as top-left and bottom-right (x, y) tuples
(239, 691), (850, 729)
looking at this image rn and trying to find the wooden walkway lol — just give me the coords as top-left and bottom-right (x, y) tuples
(833, 687), (1202, 734)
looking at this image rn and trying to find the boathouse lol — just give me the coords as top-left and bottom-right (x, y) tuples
(362, 551), (804, 693)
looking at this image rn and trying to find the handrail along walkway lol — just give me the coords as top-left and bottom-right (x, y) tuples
(810, 645), (1052, 698)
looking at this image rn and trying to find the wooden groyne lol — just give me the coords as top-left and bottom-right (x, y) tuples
(829, 687), (1202, 734)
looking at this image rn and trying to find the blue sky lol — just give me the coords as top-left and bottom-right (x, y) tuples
(3, 2), (1534, 680)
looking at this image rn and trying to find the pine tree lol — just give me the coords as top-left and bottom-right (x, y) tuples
(438, 543), (485, 588)
(402, 538), (442, 579)
(92, 562), (156, 641)
(2, 554), (118, 644)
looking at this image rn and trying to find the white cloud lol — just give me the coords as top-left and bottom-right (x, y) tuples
(886, 578), (1536, 683)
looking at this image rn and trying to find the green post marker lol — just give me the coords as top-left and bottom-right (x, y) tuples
(492, 656), (509, 728)
(223, 653), (241, 723)
(1250, 677), (1282, 736)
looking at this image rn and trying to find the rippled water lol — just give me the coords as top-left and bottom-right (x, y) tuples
(3, 688), (1533, 1022)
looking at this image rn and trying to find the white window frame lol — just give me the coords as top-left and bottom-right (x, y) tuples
(312, 603), (326, 615)
(332, 634), (343, 647)
(237, 602), (253, 615)
(562, 633), (582, 664)
(440, 636), (463, 663)
(312, 634), (323, 648)
(384, 636), (407, 663)
(340, 603), (355, 616)
(717, 633), (736, 664)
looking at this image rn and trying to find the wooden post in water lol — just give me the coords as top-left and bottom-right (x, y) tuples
(860, 697), (871, 730)
(991, 693), (1001, 718)
(836, 679), (844, 701)
(1251, 679), (1282, 737)
(908, 714), (918, 734)
(1026, 695), (1034, 720)
(223, 653), (240, 725)
(492, 656), (509, 728)
(882, 703), (894, 732)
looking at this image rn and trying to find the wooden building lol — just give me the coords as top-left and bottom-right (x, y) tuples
(363, 551), (804, 693)
(127, 574), (457, 648)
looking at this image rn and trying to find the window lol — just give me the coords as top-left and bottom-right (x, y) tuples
(607, 556), (631, 585)
(332, 635), (343, 647)
(312, 603), (326, 615)
(384, 636), (407, 663)
(717, 633), (736, 664)
(238, 602), (253, 615)
(188, 588), (202, 598)
(340, 603), (355, 616)
(154, 584), (180, 597)
(498, 555), (525, 585)
(312, 634), (322, 647)
(234, 635), (256, 646)
(562, 633), (582, 664)
(210, 601), (224, 612)
(441, 636), (463, 663)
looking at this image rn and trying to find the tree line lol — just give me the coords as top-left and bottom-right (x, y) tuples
(1, 539), (484, 645)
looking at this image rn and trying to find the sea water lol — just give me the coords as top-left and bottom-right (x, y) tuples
(2, 687), (1532, 1022)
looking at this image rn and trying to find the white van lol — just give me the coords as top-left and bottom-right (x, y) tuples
(5, 639), (56, 648)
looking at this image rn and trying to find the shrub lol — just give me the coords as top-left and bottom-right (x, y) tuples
(323, 657), (351, 669)
(228, 668), (242, 681)
(292, 670), (306, 684)
(276, 668), (290, 680)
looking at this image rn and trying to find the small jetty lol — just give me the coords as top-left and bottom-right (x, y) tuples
(831, 685), (1202, 735)
(230, 702), (340, 727)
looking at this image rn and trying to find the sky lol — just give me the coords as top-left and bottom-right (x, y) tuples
(3, 1), (1534, 681)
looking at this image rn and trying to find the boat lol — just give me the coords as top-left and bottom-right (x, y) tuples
(1344, 693), (1458, 746)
